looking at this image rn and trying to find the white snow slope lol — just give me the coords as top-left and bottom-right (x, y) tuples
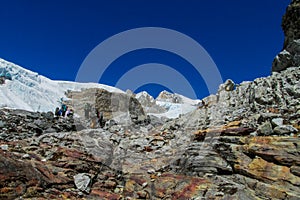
(0, 58), (200, 118)
(0, 58), (123, 112)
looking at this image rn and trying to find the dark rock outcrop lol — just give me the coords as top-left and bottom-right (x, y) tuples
(272, 0), (300, 72)
(0, 109), (79, 141)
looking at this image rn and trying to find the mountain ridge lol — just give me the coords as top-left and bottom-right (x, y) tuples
(0, 58), (200, 119)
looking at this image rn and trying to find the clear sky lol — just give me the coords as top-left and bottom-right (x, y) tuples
(0, 0), (291, 99)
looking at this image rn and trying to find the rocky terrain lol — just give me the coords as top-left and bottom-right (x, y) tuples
(0, 0), (300, 199)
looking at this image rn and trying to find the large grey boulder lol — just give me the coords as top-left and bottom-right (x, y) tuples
(67, 88), (148, 125)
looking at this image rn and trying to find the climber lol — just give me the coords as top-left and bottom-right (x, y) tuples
(55, 107), (60, 117)
(0, 69), (12, 82)
(68, 109), (74, 117)
(84, 103), (91, 119)
(99, 111), (104, 128)
(0, 77), (5, 84)
(96, 109), (104, 128)
(55, 107), (64, 117)
(65, 107), (71, 117)
(61, 104), (67, 116)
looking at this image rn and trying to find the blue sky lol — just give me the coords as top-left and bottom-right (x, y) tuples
(0, 0), (290, 99)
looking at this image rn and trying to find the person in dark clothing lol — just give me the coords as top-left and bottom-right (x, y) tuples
(61, 104), (67, 116)
(84, 103), (91, 119)
(0, 77), (5, 84)
(96, 109), (104, 128)
(55, 107), (60, 117)
(99, 111), (104, 128)
(96, 110), (99, 118)
(68, 109), (74, 117)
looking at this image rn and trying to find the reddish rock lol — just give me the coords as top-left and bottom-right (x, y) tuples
(221, 127), (255, 136)
(153, 173), (210, 199)
(245, 137), (300, 166)
(103, 180), (117, 189)
(137, 190), (149, 199)
(193, 130), (207, 141)
(0, 151), (45, 199)
(90, 189), (122, 200)
(194, 125), (255, 139)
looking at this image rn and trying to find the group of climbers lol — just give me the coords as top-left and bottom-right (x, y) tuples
(55, 101), (74, 118)
(54, 100), (105, 128)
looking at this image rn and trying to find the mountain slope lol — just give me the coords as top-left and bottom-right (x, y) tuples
(0, 58), (199, 118)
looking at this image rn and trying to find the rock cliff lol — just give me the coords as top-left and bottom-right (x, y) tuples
(66, 88), (149, 126)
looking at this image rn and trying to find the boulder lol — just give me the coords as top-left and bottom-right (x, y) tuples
(74, 173), (91, 193)
(0, 120), (5, 128)
(271, 118), (284, 127)
(274, 125), (298, 135)
(257, 121), (273, 136)
(218, 79), (235, 92)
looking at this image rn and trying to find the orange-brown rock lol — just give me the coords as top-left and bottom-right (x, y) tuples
(90, 190), (122, 200)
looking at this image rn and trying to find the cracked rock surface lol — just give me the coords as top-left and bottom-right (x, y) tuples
(0, 65), (299, 199)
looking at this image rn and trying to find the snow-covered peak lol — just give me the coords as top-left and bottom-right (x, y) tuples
(136, 91), (153, 99)
(156, 90), (175, 102)
(156, 90), (200, 105)
(134, 90), (200, 119)
(136, 91), (155, 106)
